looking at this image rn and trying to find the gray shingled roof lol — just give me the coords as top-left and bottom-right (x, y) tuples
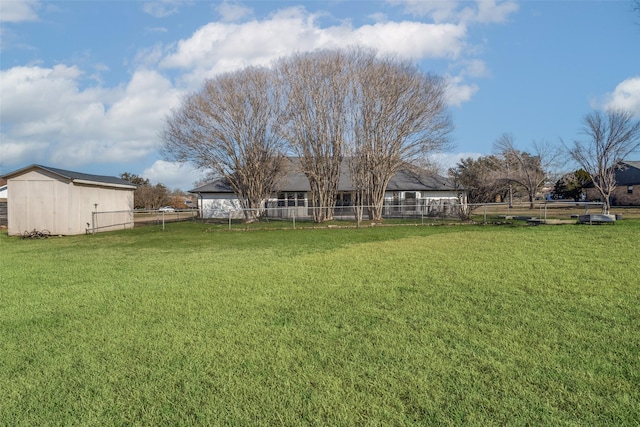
(617, 160), (640, 185)
(190, 179), (235, 193)
(2, 164), (136, 188)
(190, 158), (456, 193)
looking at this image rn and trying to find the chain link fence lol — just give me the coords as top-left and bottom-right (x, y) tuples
(93, 201), (640, 232)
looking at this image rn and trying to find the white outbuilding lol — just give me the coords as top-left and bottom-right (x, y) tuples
(2, 164), (136, 236)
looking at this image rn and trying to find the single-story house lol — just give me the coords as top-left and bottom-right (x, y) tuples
(610, 160), (640, 206)
(2, 164), (136, 236)
(584, 160), (640, 206)
(0, 179), (7, 199)
(191, 159), (465, 219)
(0, 178), (7, 227)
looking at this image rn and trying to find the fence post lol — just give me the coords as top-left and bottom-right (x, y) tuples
(93, 203), (98, 234)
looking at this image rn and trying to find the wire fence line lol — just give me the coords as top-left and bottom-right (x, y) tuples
(89, 200), (640, 232)
(201, 200), (605, 218)
(89, 208), (196, 233)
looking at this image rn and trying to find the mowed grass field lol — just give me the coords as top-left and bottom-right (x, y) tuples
(1, 221), (639, 426)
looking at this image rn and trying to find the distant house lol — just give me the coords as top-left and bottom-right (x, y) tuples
(584, 160), (640, 206)
(611, 160), (640, 206)
(190, 159), (464, 219)
(0, 178), (7, 227)
(2, 165), (136, 236)
(0, 179), (7, 199)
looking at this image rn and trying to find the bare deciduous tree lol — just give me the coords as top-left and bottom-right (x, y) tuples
(162, 66), (286, 222)
(349, 49), (453, 221)
(120, 172), (171, 209)
(448, 155), (509, 219)
(135, 183), (171, 210)
(163, 48), (452, 223)
(494, 134), (560, 209)
(566, 110), (640, 213)
(276, 51), (350, 223)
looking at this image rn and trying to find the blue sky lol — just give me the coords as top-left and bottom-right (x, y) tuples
(1, 0), (639, 190)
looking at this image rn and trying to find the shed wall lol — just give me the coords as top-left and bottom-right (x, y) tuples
(7, 169), (134, 236)
(8, 171), (62, 235)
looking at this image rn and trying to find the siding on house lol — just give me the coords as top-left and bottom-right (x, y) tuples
(0, 201), (7, 227)
(613, 161), (640, 205)
(611, 185), (640, 205)
(191, 159), (464, 219)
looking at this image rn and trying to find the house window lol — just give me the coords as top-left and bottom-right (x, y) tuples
(335, 193), (352, 207)
(279, 192), (306, 207)
(404, 192), (417, 209)
(628, 186), (633, 194)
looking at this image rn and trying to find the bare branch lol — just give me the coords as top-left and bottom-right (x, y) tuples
(566, 109), (640, 213)
(493, 134), (561, 208)
(162, 66), (286, 222)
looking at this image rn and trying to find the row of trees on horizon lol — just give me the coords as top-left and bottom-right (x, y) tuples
(119, 172), (193, 210)
(449, 110), (640, 216)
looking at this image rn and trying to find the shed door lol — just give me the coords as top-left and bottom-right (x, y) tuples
(17, 180), (55, 233)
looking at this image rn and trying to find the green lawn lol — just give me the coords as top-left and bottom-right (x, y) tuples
(1, 221), (639, 426)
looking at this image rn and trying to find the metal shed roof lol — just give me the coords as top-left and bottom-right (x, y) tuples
(2, 164), (137, 189)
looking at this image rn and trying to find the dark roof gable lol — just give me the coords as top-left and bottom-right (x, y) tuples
(617, 160), (640, 186)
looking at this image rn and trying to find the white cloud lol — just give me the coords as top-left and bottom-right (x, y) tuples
(0, 0), (40, 23)
(458, 59), (489, 78)
(160, 6), (467, 88)
(1, 3), (500, 177)
(459, 0), (519, 24)
(143, 160), (203, 190)
(0, 65), (182, 168)
(368, 12), (388, 23)
(142, 0), (189, 18)
(216, 1), (253, 22)
(603, 76), (640, 118)
(353, 21), (465, 59)
(388, 0), (518, 24)
(446, 75), (479, 107)
(434, 151), (484, 171)
(387, 0), (458, 23)
(145, 27), (168, 33)
(0, 65), (84, 122)
(0, 138), (49, 168)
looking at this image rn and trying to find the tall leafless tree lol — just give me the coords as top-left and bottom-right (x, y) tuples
(448, 155), (510, 219)
(349, 49), (453, 221)
(566, 110), (640, 213)
(276, 50), (351, 222)
(162, 66), (286, 222)
(494, 134), (560, 209)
